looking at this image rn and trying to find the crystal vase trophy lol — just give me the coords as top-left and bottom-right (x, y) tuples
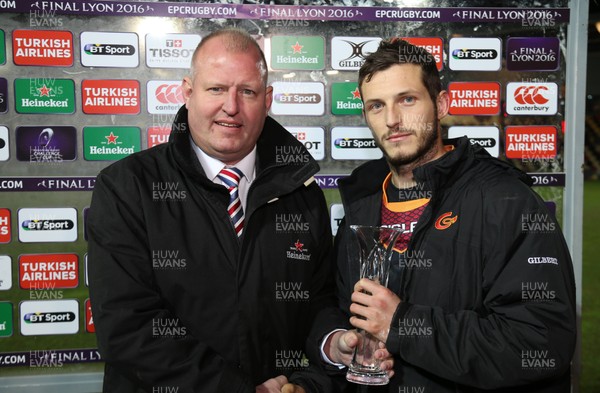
(346, 225), (402, 386)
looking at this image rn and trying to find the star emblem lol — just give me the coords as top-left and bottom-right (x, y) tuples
(105, 132), (119, 144)
(37, 85), (52, 97)
(351, 87), (361, 99)
(291, 41), (303, 54)
(294, 240), (304, 252)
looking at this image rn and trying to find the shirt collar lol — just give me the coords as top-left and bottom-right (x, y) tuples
(190, 135), (256, 183)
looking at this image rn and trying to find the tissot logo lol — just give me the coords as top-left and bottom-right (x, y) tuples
(147, 81), (184, 114)
(505, 126), (557, 159)
(13, 30), (73, 66)
(145, 33), (201, 69)
(0, 126), (9, 161)
(81, 32), (139, 68)
(20, 300), (79, 335)
(16, 126), (77, 162)
(449, 37), (501, 71)
(448, 82), (501, 116)
(331, 127), (382, 160)
(506, 82), (558, 115)
(82, 80), (140, 114)
(506, 37), (560, 71)
(330, 37), (381, 70)
(15, 78), (75, 114)
(83, 126), (141, 161)
(18, 208), (77, 243)
(285, 127), (325, 161)
(271, 82), (324, 116)
(401, 37), (444, 70)
(448, 126), (500, 157)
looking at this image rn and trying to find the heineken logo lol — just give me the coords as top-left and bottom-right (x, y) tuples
(83, 126), (141, 161)
(0, 30), (5, 65)
(331, 82), (363, 115)
(270, 36), (324, 70)
(15, 78), (75, 114)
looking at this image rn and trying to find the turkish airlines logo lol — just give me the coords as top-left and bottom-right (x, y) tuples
(434, 212), (458, 230)
(506, 82), (557, 115)
(147, 81), (184, 114)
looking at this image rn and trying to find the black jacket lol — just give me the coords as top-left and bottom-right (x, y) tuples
(314, 137), (576, 393)
(87, 107), (335, 393)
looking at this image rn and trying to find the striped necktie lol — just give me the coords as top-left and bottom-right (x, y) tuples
(217, 167), (244, 237)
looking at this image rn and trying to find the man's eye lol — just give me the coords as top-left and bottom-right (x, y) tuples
(242, 89), (256, 96)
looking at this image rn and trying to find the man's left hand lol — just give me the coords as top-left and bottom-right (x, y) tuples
(349, 278), (401, 343)
(281, 383), (306, 393)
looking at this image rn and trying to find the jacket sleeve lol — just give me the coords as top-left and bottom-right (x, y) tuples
(385, 181), (577, 390)
(289, 183), (345, 393)
(87, 171), (254, 393)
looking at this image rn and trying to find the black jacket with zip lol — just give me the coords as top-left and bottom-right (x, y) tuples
(313, 137), (576, 393)
(87, 106), (336, 393)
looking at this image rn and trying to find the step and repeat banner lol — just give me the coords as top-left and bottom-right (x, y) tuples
(0, 0), (569, 378)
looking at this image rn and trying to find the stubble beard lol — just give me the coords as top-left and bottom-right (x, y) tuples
(378, 117), (440, 169)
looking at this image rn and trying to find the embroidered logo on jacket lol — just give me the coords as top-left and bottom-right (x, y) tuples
(434, 212), (458, 230)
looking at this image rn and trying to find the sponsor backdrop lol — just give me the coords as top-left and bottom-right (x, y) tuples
(0, 0), (570, 383)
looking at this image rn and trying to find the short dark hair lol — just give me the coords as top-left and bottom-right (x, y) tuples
(358, 38), (441, 104)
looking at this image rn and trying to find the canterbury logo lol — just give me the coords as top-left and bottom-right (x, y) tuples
(434, 212), (458, 230)
(514, 86), (549, 105)
(155, 84), (184, 104)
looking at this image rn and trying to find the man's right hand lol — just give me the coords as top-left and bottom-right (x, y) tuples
(325, 330), (395, 375)
(256, 375), (288, 393)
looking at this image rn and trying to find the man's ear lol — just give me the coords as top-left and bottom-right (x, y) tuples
(436, 90), (450, 120)
(182, 77), (193, 107)
(265, 85), (274, 113)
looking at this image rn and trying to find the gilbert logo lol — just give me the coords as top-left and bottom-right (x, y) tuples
(448, 82), (500, 116)
(13, 30), (73, 66)
(401, 37), (444, 70)
(434, 212), (458, 230)
(506, 82), (558, 115)
(147, 81), (184, 114)
(270, 36), (324, 70)
(330, 37), (381, 70)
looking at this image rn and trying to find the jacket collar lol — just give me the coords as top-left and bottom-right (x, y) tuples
(168, 105), (320, 187)
(340, 136), (532, 206)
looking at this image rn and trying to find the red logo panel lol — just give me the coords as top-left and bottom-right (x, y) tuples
(0, 209), (10, 243)
(19, 253), (79, 289)
(448, 82), (501, 116)
(401, 37), (444, 71)
(13, 30), (74, 66)
(505, 126), (557, 159)
(82, 80), (140, 114)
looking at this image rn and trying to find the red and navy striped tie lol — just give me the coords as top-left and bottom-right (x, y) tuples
(217, 167), (244, 237)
